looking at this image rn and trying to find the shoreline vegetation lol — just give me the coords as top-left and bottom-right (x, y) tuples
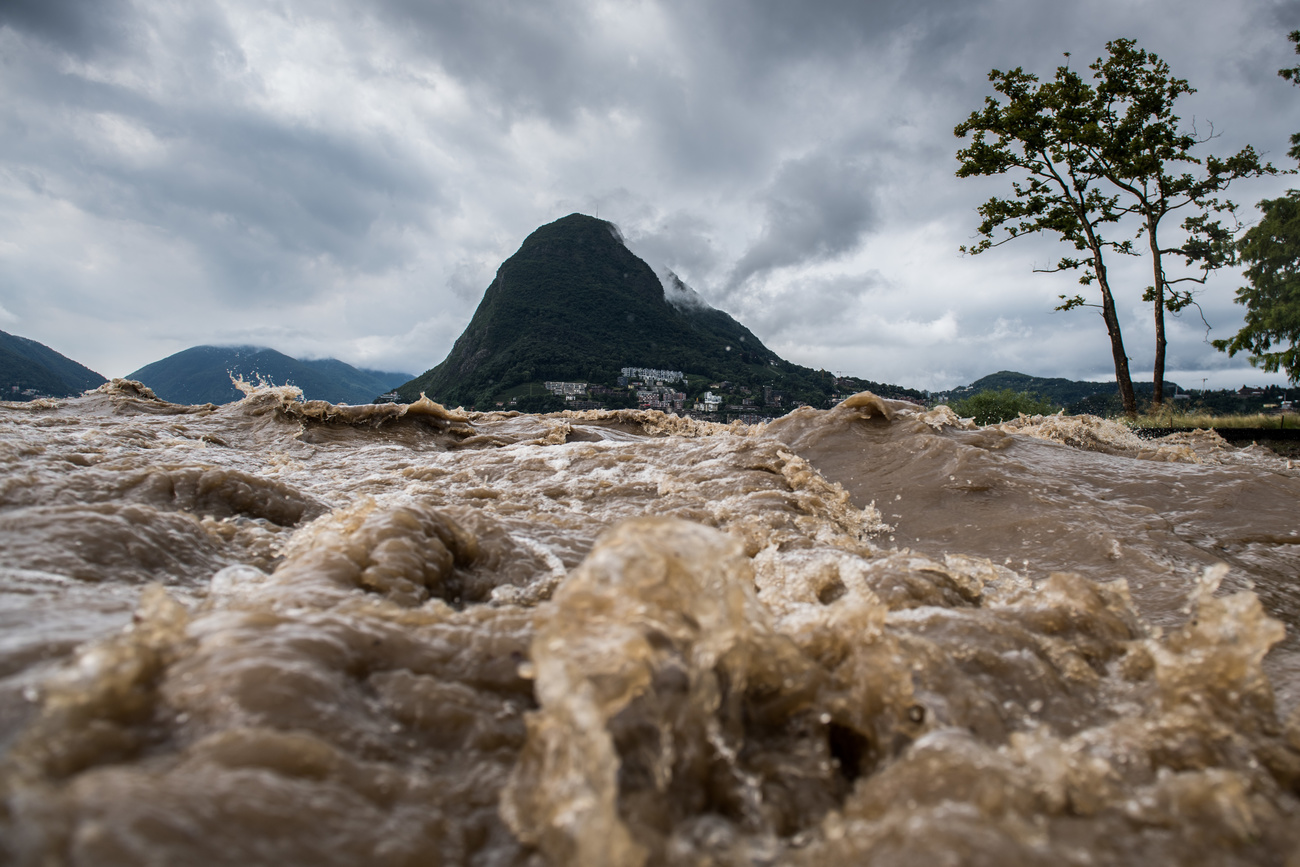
(940, 387), (1300, 457)
(1121, 412), (1300, 458)
(1124, 411), (1295, 430)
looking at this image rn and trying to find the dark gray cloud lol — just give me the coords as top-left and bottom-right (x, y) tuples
(1, 9), (441, 304)
(0, 0), (139, 58)
(366, 0), (616, 122)
(727, 151), (877, 293)
(0, 0), (1296, 390)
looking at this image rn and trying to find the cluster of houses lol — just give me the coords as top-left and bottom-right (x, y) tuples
(6, 385), (53, 400)
(695, 382), (784, 424)
(527, 367), (791, 422)
(539, 369), (688, 412)
(543, 380), (590, 397)
(616, 367), (683, 386)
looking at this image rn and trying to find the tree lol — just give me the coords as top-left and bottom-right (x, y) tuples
(958, 41), (1275, 411)
(1212, 33), (1300, 383)
(949, 388), (1056, 425)
(1081, 39), (1274, 405)
(955, 63), (1140, 415)
(1212, 192), (1300, 382)
(1279, 29), (1300, 162)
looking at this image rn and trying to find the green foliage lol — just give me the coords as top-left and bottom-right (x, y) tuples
(1063, 382), (1180, 417)
(600, 390), (639, 410)
(1165, 384), (1299, 417)
(947, 388), (1056, 425)
(956, 39), (1274, 411)
(1210, 29), (1300, 384)
(1095, 41), (1275, 404)
(1213, 191), (1300, 383)
(955, 57), (1138, 414)
(954, 64), (1133, 279)
(940, 371), (1174, 410)
(956, 370), (1114, 406)
(682, 374), (711, 400)
(833, 375), (927, 403)
(1280, 29), (1300, 163)
(1085, 39), (1272, 403)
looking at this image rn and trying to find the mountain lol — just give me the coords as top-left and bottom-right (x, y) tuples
(398, 213), (920, 409)
(936, 371), (1183, 410)
(127, 346), (412, 405)
(0, 329), (107, 399)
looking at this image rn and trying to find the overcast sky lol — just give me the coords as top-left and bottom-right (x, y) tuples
(2, 0), (1298, 392)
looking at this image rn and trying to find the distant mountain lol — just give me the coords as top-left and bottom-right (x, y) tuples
(127, 346), (412, 405)
(937, 371), (1183, 408)
(0, 329), (107, 399)
(398, 213), (922, 409)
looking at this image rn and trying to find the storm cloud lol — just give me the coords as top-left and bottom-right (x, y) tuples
(1, 0), (1297, 391)
(727, 151), (878, 294)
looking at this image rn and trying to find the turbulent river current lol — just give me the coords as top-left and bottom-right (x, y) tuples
(1, 380), (1298, 866)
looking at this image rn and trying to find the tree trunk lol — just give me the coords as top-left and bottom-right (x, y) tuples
(1147, 219), (1167, 407)
(1092, 251), (1137, 416)
(1152, 295), (1167, 407)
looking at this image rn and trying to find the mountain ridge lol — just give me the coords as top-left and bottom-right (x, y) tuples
(397, 213), (919, 409)
(127, 346), (412, 405)
(0, 329), (107, 399)
(936, 370), (1183, 407)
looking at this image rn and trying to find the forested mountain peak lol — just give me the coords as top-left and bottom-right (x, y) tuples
(397, 214), (863, 408)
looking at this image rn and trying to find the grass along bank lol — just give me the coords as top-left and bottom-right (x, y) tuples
(1124, 409), (1297, 430)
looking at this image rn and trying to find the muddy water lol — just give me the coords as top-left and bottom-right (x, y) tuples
(0, 382), (1297, 865)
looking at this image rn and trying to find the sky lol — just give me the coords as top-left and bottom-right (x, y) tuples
(1, 0), (1298, 393)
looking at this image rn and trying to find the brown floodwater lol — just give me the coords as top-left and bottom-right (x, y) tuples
(1, 381), (1297, 865)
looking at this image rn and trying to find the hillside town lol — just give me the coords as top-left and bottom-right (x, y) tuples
(498, 366), (802, 423)
(7, 385), (52, 400)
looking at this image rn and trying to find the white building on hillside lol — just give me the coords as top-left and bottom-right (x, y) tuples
(544, 381), (587, 398)
(695, 391), (723, 412)
(620, 367), (683, 385)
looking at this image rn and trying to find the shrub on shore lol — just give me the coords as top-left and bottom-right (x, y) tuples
(947, 388), (1056, 425)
